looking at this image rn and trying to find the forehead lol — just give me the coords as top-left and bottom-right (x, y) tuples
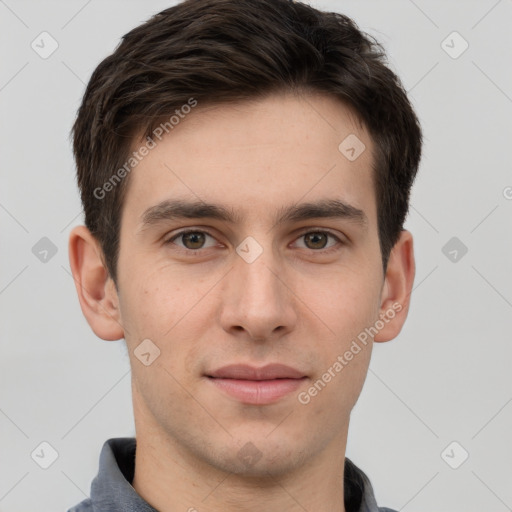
(121, 91), (377, 229)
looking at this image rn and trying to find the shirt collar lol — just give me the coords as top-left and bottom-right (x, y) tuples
(73, 437), (385, 512)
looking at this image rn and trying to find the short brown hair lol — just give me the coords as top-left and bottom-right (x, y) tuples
(71, 0), (422, 284)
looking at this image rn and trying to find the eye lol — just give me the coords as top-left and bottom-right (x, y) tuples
(165, 229), (218, 251)
(164, 228), (344, 255)
(293, 230), (343, 253)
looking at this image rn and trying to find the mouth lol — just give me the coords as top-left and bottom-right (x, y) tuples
(205, 364), (308, 405)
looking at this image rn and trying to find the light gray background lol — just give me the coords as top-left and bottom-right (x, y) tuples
(1, 1), (511, 511)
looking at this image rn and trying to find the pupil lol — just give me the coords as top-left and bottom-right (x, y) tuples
(306, 232), (326, 249)
(184, 232), (204, 249)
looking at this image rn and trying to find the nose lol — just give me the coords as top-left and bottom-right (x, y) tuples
(219, 245), (298, 343)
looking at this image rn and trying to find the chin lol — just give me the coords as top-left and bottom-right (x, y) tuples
(205, 438), (309, 479)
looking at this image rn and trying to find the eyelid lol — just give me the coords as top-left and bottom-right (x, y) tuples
(294, 226), (345, 241)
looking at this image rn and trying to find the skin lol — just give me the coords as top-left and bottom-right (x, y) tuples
(69, 90), (415, 512)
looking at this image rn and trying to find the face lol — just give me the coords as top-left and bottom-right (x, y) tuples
(115, 91), (386, 476)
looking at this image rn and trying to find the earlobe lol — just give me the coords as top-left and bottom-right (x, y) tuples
(68, 225), (125, 341)
(374, 230), (415, 343)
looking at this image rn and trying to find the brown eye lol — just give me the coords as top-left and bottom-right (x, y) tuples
(303, 232), (329, 250)
(294, 230), (342, 253)
(166, 230), (216, 251)
(181, 232), (206, 249)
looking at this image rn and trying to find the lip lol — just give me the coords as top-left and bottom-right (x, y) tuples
(207, 363), (306, 380)
(206, 364), (308, 405)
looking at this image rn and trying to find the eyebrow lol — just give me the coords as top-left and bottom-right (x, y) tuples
(139, 198), (368, 231)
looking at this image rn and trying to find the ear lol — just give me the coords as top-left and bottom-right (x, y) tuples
(68, 225), (124, 341)
(374, 230), (415, 343)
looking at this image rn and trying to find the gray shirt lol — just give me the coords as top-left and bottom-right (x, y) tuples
(67, 438), (397, 512)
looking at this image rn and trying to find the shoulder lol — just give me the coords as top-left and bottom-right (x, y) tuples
(66, 497), (93, 512)
(345, 457), (397, 512)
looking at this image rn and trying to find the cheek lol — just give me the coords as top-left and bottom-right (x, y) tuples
(313, 270), (382, 341)
(302, 322), (374, 421)
(118, 260), (196, 338)
(119, 265), (213, 379)
(301, 268), (380, 403)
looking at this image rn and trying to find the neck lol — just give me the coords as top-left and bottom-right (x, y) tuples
(132, 424), (348, 512)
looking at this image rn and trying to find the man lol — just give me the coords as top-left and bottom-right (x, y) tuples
(67, 0), (421, 510)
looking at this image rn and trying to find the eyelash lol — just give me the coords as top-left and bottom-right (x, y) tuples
(164, 228), (344, 255)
